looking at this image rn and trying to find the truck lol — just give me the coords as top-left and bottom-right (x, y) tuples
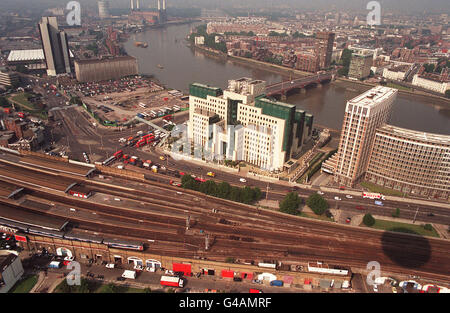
(129, 156), (138, 165)
(374, 200), (384, 206)
(160, 275), (184, 288)
(270, 280), (283, 287)
(122, 270), (137, 279)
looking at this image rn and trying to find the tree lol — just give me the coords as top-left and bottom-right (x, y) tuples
(279, 192), (303, 215)
(392, 208), (400, 218)
(253, 187), (262, 202)
(363, 213), (376, 227)
(181, 175), (199, 191)
(216, 181), (231, 199)
(306, 193), (328, 215)
(229, 186), (242, 202)
(240, 186), (256, 204)
(445, 90), (450, 99)
(199, 180), (217, 196)
(423, 224), (433, 231)
(0, 96), (10, 108)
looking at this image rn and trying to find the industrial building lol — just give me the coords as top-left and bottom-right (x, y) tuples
(74, 56), (138, 83)
(187, 78), (313, 172)
(38, 17), (72, 76)
(348, 51), (373, 80)
(128, 0), (167, 24)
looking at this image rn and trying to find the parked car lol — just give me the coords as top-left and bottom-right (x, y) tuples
(346, 217), (352, 223)
(334, 196), (342, 201)
(345, 195), (353, 199)
(105, 263), (115, 269)
(317, 191), (324, 195)
(239, 178), (247, 183)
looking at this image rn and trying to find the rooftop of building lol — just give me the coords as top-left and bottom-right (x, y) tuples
(388, 65), (411, 72)
(194, 107), (217, 117)
(7, 49), (44, 62)
(378, 124), (450, 146)
(348, 86), (397, 107)
(0, 253), (17, 273)
(7, 49), (74, 62)
(190, 82), (222, 91)
(75, 55), (136, 65)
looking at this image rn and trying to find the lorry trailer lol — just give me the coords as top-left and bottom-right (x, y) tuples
(160, 275), (184, 288)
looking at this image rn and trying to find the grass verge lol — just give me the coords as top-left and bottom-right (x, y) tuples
(8, 274), (38, 293)
(360, 181), (405, 197)
(363, 219), (439, 238)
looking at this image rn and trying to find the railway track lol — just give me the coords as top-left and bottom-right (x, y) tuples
(0, 161), (449, 282)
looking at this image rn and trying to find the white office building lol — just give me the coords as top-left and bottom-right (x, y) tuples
(187, 78), (313, 171)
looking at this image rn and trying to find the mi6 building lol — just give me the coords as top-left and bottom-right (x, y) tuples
(187, 78), (313, 172)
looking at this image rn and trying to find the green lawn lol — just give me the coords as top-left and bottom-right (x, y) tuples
(360, 181), (405, 197)
(386, 82), (412, 91)
(8, 93), (46, 114)
(299, 211), (334, 222)
(364, 219), (440, 238)
(8, 275), (38, 293)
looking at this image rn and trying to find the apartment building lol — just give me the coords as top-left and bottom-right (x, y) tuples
(187, 78), (312, 171)
(315, 32), (335, 70)
(366, 125), (450, 199)
(333, 86), (398, 187)
(348, 51), (374, 80)
(412, 74), (449, 94)
(0, 68), (19, 87)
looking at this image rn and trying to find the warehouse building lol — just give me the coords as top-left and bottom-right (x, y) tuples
(74, 56), (138, 82)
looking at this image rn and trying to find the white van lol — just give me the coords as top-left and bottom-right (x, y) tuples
(122, 270), (136, 279)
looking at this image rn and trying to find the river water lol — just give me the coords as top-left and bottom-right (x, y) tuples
(124, 23), (450, 134)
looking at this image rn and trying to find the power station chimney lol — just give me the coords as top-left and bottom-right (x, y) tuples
(163, 0), (166, 11)
(130, 0), (134, 10)
(157, 0), (161, 11)
(136, 0), (140, 9)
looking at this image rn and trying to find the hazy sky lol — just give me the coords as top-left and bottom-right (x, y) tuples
(1, 0), (449, 14)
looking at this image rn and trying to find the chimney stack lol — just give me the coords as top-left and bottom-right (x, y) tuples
(157, 0), (161, 11)
(130, 0), (134, 10)
(163, 0), (166, 11)
(137, 0), (140, 9)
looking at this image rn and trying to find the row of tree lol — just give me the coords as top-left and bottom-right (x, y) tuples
(189, 25), (228, 54)
(181, 175), (262, 205)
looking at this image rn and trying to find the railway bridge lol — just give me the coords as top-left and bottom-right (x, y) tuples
(265, 72), (334, 99)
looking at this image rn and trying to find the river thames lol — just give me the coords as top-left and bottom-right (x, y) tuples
(124, 23), (450, 134)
